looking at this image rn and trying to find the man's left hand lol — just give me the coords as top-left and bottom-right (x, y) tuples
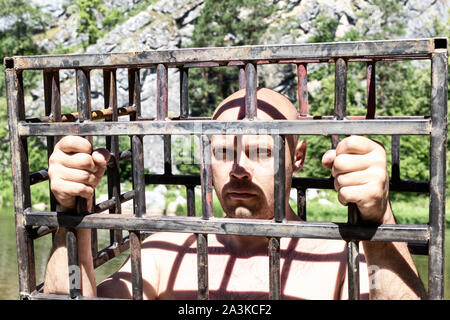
(321, 135), (394, 225)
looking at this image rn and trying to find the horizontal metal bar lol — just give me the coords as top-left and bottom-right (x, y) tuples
(26, 106), (136, 123)
(145, 174), (428, 193)
(19, 119), (432, 137)
(29, 292), (125, 300)
(23, 211), (430, 243)
(94, 190), (135, 213)
(292, 177), (429, 193)
(7, 39), (436, 70)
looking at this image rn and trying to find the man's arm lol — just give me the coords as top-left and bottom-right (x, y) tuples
(43, 136), (109, 296)
(322, 135), (427, 300)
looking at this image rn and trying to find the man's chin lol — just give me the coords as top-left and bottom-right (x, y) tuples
(226, 206), (270, 220)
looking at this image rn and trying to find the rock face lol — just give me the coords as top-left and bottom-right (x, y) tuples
(26, 0), (448, 174)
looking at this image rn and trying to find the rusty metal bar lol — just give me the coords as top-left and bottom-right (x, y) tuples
(43, 70), (61, 212)
(73, 68), (93, 297)
(94, 190), (135, 213)
(428, 49), (447, 300)
(19, 118), (432, 137)
(297, 63), (309, 117)
(157, 64), (168, 120)
(5, 68), (36, 299)
(131, 134), (145, 217)
(196, 233), (209, 300)
(142, 174), (428, 193)
(186, 185), (196, 217)
(391, 135), (401, 182)
(26, 106), (136, 123)
(366, 61), (376, 119)
(66, 228), (80, 298)
(268, 237), (281, 300)
(274, 135), (286, 222)
(297, 188), (306, 221)
(334, 57), (360, 300)
(157, 64), (172, 175)
(24, 211), (430, 243)
(200, 135), (213, 220)
(129, 66), (145, 300)
(245, 62), (257, 119)
(9, 39), (436, 70)
(180, 67), (189, 119)
(128, 68), (141, 120)
(130, 230), (143, 300)
(269, 134), (285, 300)
(104, 69), (123, 245)
(75, 68), (92, 213)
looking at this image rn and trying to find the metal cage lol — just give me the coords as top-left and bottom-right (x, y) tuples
(4, 38), (448, 300)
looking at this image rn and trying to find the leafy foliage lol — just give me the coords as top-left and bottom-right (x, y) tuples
(187, 0), (276, 116)
(74, 0), (106, 47)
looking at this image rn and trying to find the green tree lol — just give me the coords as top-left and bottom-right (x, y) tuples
(187, 0), (276, 116)
(74, 0), (106, 47)
(0, 1), (49, 206)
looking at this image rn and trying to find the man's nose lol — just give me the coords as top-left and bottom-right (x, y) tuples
(230, 156), (252, 180)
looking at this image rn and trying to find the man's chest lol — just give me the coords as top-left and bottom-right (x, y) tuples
(158, 247), (347, 300)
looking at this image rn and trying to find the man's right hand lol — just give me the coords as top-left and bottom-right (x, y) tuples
(48, 136), (110, 210)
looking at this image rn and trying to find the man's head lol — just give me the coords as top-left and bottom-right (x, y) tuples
(211, 88), (306, 220)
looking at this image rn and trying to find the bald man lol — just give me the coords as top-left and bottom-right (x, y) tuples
(43, 88), (427, 300)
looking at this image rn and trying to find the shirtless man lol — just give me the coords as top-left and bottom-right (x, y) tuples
(44, 88), (427, 300)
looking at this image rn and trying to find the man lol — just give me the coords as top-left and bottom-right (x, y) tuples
(44, 88), (427, 299)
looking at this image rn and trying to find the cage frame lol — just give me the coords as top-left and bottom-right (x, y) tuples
(4, 38), (448, 300)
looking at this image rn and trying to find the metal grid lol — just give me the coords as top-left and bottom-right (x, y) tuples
(4, 38), (447, 300)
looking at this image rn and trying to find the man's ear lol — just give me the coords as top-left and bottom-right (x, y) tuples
(292, 140), (306, 173)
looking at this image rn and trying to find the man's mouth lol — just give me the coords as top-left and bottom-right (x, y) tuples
(227, 191), (257, 199)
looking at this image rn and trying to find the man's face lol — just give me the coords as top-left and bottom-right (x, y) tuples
(211, 133), (286, 220)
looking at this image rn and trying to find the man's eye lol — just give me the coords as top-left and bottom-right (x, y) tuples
(248, 147), (272, 160)
(214, 148), (233, 161)
(258, 148), (271, 157)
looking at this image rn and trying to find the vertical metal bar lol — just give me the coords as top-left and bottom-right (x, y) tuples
(104, 69), (122, 245)
(43, 70), (61, 213)
(245, 62), (257, 120)
(273, 134), (286, 223)
(391, 135), (400, 182)
(297, 188), (306, 221)
(163, 135), (172, 175)
(129, 67), (145, 300)
(334, 58), (360, 300)
(75, 68), (92, 213)
(269, 133), (285, 300)
(366, 61), (376, 119)
(268, 237), (281, 300)
(6, 68), (36, 299)
(130, 230), (143, 300)
(238, 65), (246, 90)
(180, 67), (189, 119)
(157, 64), (172, 175)
(72, 68), (92, 297)
(132, 135), (145, 217)
(200, 135), (213, 220)
(197, 233), (209, 300)
(128, 68), (141, 120)
(66, 228), (80, 298)
(428, 50), (447, 300)
(157, 64), (168, 120)
(187, 185), (196, 217)
(297, 63), (309, 117)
